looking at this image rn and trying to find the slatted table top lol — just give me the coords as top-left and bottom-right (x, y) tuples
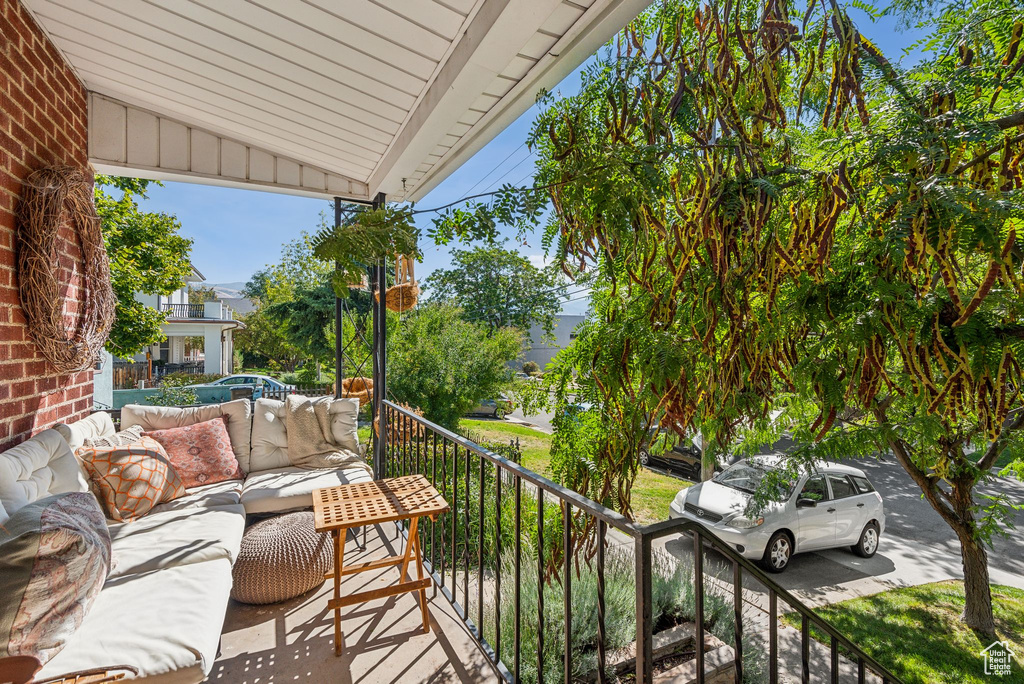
(313, 475), (449, 532)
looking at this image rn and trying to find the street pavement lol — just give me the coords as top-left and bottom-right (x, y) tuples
(659, 452), (1024, 606)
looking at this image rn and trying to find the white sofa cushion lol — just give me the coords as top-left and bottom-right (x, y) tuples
(240, 465), (373, 514)
(0, 430), (88, 525)
(53, 412), (116, 452)
(106, 504), (246, 579)
(250, 398), (290, 472)
(121, 399), (253, 472)
(329, 397), (360, 452)
(149, 480), (242, 515)
(36, 557), (234, 684)
(248, 397), (362, 474)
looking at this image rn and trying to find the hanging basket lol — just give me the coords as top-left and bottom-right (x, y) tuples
(337, 376), (373, 406)
(375, 282), (419, 313)
(16, 166), (115, 373)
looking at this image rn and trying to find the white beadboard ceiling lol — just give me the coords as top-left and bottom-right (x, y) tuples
(23, 0), (650, 203)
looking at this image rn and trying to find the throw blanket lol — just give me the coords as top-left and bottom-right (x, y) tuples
(285, 395), (372, 473)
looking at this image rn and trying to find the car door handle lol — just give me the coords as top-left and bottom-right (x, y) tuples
(827, 507), (836, 513)
(857, 503), (865, 507)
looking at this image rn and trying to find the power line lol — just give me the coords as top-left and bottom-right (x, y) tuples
(456, 143), (526, 201)
(479, 150), (536, 195)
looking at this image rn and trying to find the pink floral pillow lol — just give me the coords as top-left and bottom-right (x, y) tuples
(144, 417), (243, 488)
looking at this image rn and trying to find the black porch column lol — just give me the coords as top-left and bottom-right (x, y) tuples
(370, 192), (387, 478)
(333, 197), (343, 398)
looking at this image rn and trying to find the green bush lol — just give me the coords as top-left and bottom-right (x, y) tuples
(485, 544), (768, 683)
(147, 386), (198, 406)
(522, 361), (541, 375)
(387, 304), (522, 431)
(159, 372), (224, 387)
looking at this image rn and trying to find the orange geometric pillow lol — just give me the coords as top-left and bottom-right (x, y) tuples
(144, 417), (243, 489)
(77, 436), (187, 522)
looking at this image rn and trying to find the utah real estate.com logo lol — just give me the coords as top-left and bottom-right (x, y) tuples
(981, 641), (1014, 677)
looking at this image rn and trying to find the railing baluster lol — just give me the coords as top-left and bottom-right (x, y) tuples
(431, 430), (437, 598)
(440, 437), (447, 587)
(858, 657), (866, 684)
(801, 614), (810, 684)
(477, 454), (485, 637)
(563, 502), (572, 684)
(831, 635), (839, 683)
(694, 532), (705, 682)
(635, 530), (652, 684)
(464, 442), (470, 610)
(514, 474), (522, 684)
(537, 488), (545, 684)
(769, 589), (778, 684)
(495, 461), (503, 663)
(733, 560), (743, 683)
(597, 519), (607, 684)
(452, 444), (458, 602)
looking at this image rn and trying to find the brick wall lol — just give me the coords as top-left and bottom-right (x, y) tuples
(0, 0), (93, 451)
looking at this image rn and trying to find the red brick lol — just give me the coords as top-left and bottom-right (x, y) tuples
(0, 0), (89, 453)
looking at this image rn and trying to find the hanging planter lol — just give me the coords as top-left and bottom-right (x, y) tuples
(375, 253), (419, 313)
(17, 166), (115, 373)
(337, 376), (373, 406)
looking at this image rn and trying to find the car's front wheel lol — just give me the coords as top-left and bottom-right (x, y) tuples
(639, 449), (650, 466)
(761, 531), (792, 573)
(852, 522), (880, 558)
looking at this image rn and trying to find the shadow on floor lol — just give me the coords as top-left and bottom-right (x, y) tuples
(206, 524), (498, 684)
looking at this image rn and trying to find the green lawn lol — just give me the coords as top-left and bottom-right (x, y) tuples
(783, 581), (1024, 684)
(461, 419), (687, 524)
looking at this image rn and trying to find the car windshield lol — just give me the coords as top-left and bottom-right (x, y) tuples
(713, 461), (793, 500)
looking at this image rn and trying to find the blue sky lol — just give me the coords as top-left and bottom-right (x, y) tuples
(135, 6), (923, 315)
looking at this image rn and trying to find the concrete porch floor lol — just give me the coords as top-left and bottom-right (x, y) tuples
(206, 523), (499, 684)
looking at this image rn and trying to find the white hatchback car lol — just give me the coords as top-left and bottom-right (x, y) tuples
(669, 457), (885, 572)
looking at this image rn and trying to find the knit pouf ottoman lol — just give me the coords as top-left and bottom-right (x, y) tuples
(231, 511), (333, 605)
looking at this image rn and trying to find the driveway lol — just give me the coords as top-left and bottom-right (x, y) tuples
(658, 454), (1024, 608)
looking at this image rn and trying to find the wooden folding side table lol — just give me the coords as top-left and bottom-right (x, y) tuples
(312, 474), (449, 656)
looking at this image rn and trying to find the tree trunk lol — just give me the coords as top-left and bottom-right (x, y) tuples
(701, 441), (716, 482)
(883, 432), (998, 637)
(953, 511), (997, 637)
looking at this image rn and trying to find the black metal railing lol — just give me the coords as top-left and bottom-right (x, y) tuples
(381, 400), (903, 684)
(262, 383), (333, 401)
(161, 302), (207, 318)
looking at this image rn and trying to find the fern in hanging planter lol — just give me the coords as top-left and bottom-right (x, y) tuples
(310, 205), (421, 298)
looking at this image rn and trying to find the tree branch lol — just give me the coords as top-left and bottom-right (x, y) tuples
(993, 110), (1024, 130)
(976, 409), (1024, 472)
(873, 406), (962, 528)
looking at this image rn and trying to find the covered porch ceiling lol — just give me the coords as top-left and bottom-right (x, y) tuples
(23, 0), (649, 204)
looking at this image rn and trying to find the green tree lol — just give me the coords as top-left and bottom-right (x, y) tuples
(188, 284), (218, 305)
(388, 303), (522, 430)
(265, 282), (335, 378)
(431, 0), (1024, 635)
(95, 176), (193, 358)
(423, 244), (566, 335)
(233, 308), (303, 372)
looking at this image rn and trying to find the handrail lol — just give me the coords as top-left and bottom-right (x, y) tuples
(160, 302), (207, 318)
(381, 399), (904, 684)
(638, 517), (904, 683)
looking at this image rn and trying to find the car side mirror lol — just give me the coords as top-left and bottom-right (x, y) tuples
(796, 497), (817, 508)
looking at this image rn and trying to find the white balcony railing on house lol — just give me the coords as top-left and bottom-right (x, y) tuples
(160, 302), (234, 320)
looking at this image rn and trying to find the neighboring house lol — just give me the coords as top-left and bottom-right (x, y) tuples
(520, 314), (585, 369)
(218, 296), (256, 315)
(130, 266), (244, 375)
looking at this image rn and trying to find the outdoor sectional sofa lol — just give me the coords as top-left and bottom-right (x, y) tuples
(0, 397), (373, 683)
